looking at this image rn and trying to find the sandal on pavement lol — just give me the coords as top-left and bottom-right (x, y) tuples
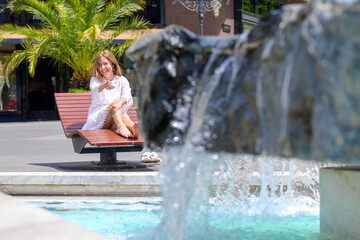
(141, 151), (162, 163)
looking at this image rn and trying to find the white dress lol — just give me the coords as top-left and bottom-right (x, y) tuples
(81, 75), (133, 130)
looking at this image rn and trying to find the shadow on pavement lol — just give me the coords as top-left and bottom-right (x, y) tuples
(29, 161), (160, 172)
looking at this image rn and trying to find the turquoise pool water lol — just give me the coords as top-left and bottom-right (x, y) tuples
(30, 200), (336, 240)
(31, 200), (162, 240)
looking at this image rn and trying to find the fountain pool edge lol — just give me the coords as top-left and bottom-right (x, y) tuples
(320, 167), (360, 239)
(0, 191), (107, 240)
(0, 171), (162, 240)
(0, 172), (161, 196)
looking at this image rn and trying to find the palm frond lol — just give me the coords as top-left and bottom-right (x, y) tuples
(7, 0), (60, 30)
(54, 2), (75, 30)
(0, 24), (43, 39)
(81, 0), (107, 29)
(110, 16), (149, 40)
(95, 0), (145, 31)
(4, 47), (30, 76)
(110, 39), (135, 57)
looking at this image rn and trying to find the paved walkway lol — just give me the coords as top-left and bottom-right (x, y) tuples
(0, 120), (146, 172)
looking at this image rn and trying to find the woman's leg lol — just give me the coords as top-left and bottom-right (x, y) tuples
(107, 100), (139, 138)
(102, 112), (114, 129)
(112, 110), (133, 138)
(122, 116), (139, 138)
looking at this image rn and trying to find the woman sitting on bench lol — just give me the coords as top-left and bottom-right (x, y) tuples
(82, 50), (138, 138)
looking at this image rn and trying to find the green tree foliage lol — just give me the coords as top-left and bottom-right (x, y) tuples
(243, 0), (282, 16)
(0, 0), (149, 89)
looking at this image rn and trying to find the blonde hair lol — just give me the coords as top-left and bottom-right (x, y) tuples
(93, 50), (123, 80)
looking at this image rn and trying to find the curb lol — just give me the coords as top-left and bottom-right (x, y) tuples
(0, 172), (161, 196)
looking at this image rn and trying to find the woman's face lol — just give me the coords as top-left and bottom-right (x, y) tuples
(98, 56), (114, 80)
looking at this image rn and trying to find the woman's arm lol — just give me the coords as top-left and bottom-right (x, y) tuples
(108, 98), (127, 115)
(98, 80), (113, 92)
(108, 77), (133, 114)
(89, 77), (100, 92)
(119, 77), (133, 114)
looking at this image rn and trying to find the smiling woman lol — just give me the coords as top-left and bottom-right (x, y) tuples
(81, 50), (139, 139)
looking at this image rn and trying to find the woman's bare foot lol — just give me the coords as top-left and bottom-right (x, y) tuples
(132, 121), (139, 139)
(115, 125), (133, 138)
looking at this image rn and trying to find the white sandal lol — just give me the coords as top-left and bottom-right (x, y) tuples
(141, 151), (162, 163)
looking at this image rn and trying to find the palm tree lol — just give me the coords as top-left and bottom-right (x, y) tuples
(0, 0), (149, 90)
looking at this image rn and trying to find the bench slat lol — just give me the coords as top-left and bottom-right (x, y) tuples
(70, 129), (143, 146)
(58, 102), (91, 109)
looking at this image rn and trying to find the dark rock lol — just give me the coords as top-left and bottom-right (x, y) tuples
(126, 2), (360, 162)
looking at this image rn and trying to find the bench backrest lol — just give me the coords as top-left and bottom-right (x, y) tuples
(54, 92), (138, 137)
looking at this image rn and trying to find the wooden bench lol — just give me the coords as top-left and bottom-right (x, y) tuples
(54, 92), (144, 165)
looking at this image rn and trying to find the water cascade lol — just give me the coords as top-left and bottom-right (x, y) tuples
(126, 1), (360, 239)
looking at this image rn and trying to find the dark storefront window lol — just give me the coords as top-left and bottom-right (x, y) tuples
(144, 0), (164, 26)
(28, 57), (56, 111)
(0, 1), (10, 24)
(0, 53), (17, 112)
(139, 0), (164, 27)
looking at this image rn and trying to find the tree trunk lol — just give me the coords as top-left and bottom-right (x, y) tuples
(68, 70), (91, 90)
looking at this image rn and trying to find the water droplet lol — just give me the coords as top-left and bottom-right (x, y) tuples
(173, 136), (179, 142)
(166, 62), (176, 77)
(146, 207), (152, 212)
(173, 203), (179, 209)
(162, 100), (173, 112)
(171, 122), (179, 128)
(204, 131), (211, 138)
(212, 154), (219, 160)
(179, 162), (185, 168)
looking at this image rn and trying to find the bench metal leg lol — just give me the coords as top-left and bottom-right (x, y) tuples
(72, 136), (88, 154)
(100, 151), (117, 165)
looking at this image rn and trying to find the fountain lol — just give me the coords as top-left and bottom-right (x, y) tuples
(126, 0), (360, 239)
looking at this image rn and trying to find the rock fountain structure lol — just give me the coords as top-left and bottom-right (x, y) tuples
(127, 0), (360, 239)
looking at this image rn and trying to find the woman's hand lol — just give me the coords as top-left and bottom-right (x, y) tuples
(108, 98), (126, 115)
(106, 80), (114, 90)
(99, 80), (114, 92)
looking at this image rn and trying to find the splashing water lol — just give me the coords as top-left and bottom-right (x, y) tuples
(148, 32), (297, 240)
(152, 45), (339, 238)
(152, 147), (343, 240)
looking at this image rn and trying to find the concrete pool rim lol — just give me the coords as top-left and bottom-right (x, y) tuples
(0, 171), (162, 240)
